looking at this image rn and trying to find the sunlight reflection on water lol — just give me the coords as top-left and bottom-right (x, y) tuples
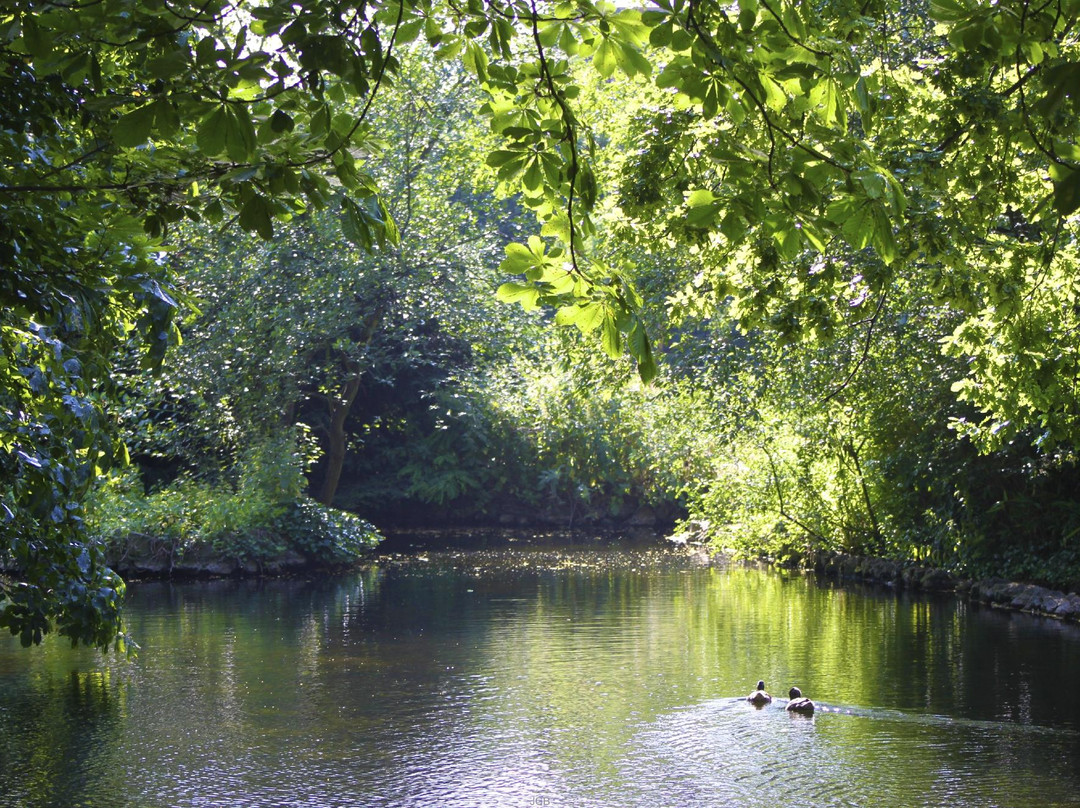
(2, 538), (1080, 808)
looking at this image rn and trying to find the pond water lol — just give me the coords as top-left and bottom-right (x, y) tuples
(3, 534), (1080, 808)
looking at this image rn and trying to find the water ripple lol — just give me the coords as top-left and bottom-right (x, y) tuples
(3, 544), (1080, 808)
(614, 697), (1080, 808)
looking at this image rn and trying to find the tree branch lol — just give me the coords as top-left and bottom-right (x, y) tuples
(818, 287), (888, 407)
(530, 0), (584, 277)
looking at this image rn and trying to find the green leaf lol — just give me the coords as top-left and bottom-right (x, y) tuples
(463, 40), (488, 79)
(686, 189), (718, 207)
(629, 322), (657, 383)
(762, 76), (787, 112)
(113, 104), (157, 148)
(496, 282), (541, 311)
(341, 197), (373, 249)
(825, 195), (858, 225)
(225, 107), (258, 162)
(239, 194), (274, 239)
(555, 304), (582, 326)
(576, 302), (605, 334)
(20, 15), (51, 58)
(501, 241), (537, 275)
(486, 149), (523, 169)
(270, 109), (295, 133)
(197, 106), (229, 156)
(840, 202), (874, 250)
(1052, 167), (1080, 216)
(146, 49), (191, 80)
(522, 158), (543, 192)
(153, 99), (181, 138)
(648, 21), (673, 48)
(545, 269), (576, 295)
(578, 164), (597, 208)
(615, 41), (652, 78)
(594, 39), (618, 78)
(601, 315), (621, 359)
(685, 203), (721, 228)
(870, 205), (898, 264)
(202, 198), (225, 223)
(809, 78), (845, 127)
(799, 219), (827, 252)
(854, 76), (874, 129)
(776, 225), (803, 260)
(378, 197), (399, 246)
(857, 170), (887, 200)
(930, 0), (972, 22)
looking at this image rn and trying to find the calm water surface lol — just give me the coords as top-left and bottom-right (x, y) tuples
(3, 534), (1080, 807)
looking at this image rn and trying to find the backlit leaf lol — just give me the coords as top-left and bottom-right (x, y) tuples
(113, 104), (156, 148)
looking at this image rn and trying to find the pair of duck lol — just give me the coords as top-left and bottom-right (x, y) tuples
(747, 680), (815, 714)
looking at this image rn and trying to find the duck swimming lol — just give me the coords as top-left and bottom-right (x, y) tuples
(786, 686), (815, 714)
(746, 680), (772, 706)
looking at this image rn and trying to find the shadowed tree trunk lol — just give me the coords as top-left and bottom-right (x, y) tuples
(315, 312), (383, 506)
(317, 360), (363, 506)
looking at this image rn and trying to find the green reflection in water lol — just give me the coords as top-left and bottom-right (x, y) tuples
(1, 544), (1079, 808)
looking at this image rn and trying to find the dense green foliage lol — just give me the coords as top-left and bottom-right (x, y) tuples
(335, 338), (713, 524)
(87, 434), (381, 567)
(7, 0), (1080, 649)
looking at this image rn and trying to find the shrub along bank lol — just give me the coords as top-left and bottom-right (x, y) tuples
(87, 467), (382, 579)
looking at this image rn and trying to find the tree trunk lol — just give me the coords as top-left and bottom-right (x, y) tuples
(317, 365), (362, 507)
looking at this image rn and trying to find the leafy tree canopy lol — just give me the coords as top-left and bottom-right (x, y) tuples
(5, 0), (1080, 649)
